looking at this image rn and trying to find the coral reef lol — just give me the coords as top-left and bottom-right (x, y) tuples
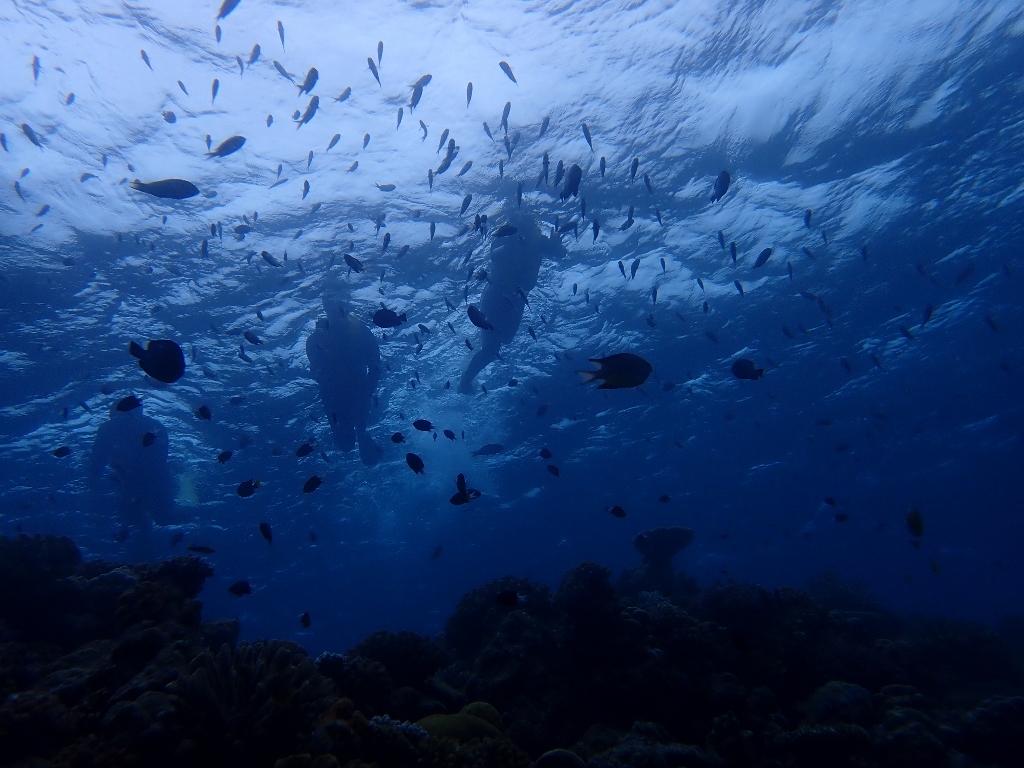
(2, 533), (1023, 767)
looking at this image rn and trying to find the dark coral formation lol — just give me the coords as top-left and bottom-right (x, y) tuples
(2, 533), (1023, 767)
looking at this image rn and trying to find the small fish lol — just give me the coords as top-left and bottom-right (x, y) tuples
(734, 281), (744, 297)
(578, 353), (652, 389)
(266, 115), (273, 127)
(303, 475), (322, 493)
(547, 465), (560, 477)
(406, 453), (425, 474)
(259, 522), (272, 544)
(217, 450), (233, 464)
(906, 505), (924, 537)
(600, 156), (606, 177)
(21, 123), (43, 148)
(501, 101), (511, 134)
(334, 87), (352, 103)
(429, 222), (435, 239)
(582, 123), (593, 150)
(237, 479), (260, 497)
(196, 404), (212, 420)
(188, 545), (216, 554)
(228, 580), (251, 596)
(377, 40), (384, 65)
(630, 258), (640, 280)
(466, 81), (473, 107)
(592, 219), (600, 242)
(363, 133), (370, 148)
(396, 106), (403, 129)
(471, 443), (504, 457)
(643, 173), (653, 194)
(140, 49), (152, 70)
(211, 78), (219, 103)
(277, 20), (285, 50)
(427, 168), (433, 190)
(467, 305), (493, 330)
(498, 159), (504, 178)
(367, 57), (381, 86)
(297, 67), (319, 96)
(731, 358), (763, 380)
(419, 120), (428, 141)
(608, 505), (626, 518)
(804, 209), (813, 228)
(247, 44), (261, 67)
(65, 93), (75, 105)
(376, 183), (396, 192)
(207, 135), (246, 158)
(753, 248), (773, 268)
(499, 60), (517, 83)
(457, 160), (473, 177)
(295, 95), (319, 129)
(348, 161), (358, 172)
(236, 55), (244, 76)
(215, 25), (221, 42)
(302, 180), (310, 199)
(460, 193), (473, 215)
(32, 54), (41, 82)
(300, 612), (311, 628)
(710, 170), (730, 202)
(52, 445), (71, 458)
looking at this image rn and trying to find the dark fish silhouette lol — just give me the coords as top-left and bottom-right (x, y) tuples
(582, 123), (593, 150)
(52, 446), (71, 458)
(303, 475), (322, 493)
(450, 473), (481, 505)
(468, 305), (493, 330)
(295, 96), (319, 129)
(206, 135), (245, 158)
(753, 248), (773, 268)
(300, 612), (311, 628)
(608, 505), (627, 518)
(368, 57), (380, 86)
(472, 443), (504, 456)
(492, 224), (517, 238)
(578, 353), (652, 389)
(259, 522), (272, 544)
(116, 395), (142, 412)
(406, 452), (425, 474)
(228, 580), (251, 596)
(277, 20), (285, 50)
(499, 60), (517, 83)
(334, 87), (351, 103)
(237, 479), (260, 497)
(140, 49), (152, 70)
(216, 0), (239, 20)
(560, 164), (582, 200)
(466, 81), (473, 107)
(377, 40), (383, 65)
(373, 308), (406, 328)
(711, 170), (730, 202)
(130, 179), (200, 199)
(188, 545), (216, 554)
(297, 67), (318, 95)
(731, 359), (764, 380)
(196, 404), (212, 420)
(129, 339), (185, 383)
(217, 450), (233, 464)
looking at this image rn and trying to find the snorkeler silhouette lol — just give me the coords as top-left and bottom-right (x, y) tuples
(459, 211), (565, 393)
(306, 287), (383, 465)
(87, 395), (177, 543)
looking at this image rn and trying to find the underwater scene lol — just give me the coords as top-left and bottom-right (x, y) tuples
(1, 0), (1023, 765)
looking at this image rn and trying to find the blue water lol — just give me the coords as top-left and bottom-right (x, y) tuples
(1, 0), (1022, 658)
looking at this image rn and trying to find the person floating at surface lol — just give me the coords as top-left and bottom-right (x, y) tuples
(87, 395), (177, 553)
(459, 211), (565, 393)
(306, 288), (383, 466)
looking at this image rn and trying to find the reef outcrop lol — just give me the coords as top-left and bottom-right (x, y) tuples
(2, 534), (1023, 767)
